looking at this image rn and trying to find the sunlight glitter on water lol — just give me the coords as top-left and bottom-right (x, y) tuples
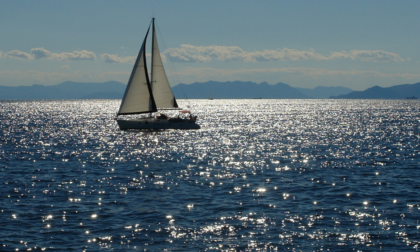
(1, 99), (420, 251)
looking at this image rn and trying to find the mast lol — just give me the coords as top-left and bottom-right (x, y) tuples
(151, 18), (155, 90)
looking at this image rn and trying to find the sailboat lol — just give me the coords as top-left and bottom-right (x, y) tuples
(116, 18), (200, 130)
(209, 93), (213, 100)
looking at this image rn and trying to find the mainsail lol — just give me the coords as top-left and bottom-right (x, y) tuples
(118, 26), (157, 115)
(151, 18), (178, 109)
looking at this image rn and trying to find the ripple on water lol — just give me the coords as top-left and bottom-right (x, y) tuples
(1, 99), (420, 251)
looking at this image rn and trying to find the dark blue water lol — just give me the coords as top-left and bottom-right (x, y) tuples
(1, 99), (420, 251)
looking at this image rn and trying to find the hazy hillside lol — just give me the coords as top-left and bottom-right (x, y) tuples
(295, 86), (353, 99)
(331, 82), (420, 99)
(172, 81), (309, 99)
(3, 80), (417, 100)
(0, 81), (125, 100)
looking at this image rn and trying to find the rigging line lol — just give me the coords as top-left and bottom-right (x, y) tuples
(154, 20), (191, 109)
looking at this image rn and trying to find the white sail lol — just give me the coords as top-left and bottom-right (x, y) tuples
(118, 27), (156, 115)
(151, 20), (178, 109)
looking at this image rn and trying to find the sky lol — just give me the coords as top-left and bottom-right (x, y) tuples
(0, 0), (419, 91)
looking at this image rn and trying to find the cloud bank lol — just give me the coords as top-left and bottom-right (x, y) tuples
(5, 50), (34, 60)
(100, 54), (135, 63)
(163, 45), (405, 63)
(4, 48), (96, 61)
(2, 46), (404, 64)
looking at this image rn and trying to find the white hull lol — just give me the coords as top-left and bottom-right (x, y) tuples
(117, 118), (200, 130)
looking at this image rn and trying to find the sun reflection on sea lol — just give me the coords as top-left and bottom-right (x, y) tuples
(1, 99), (420, 250)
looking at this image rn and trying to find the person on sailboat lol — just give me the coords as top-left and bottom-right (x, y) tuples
(157, 114), (168, 120)
(189, 114), (197, 122)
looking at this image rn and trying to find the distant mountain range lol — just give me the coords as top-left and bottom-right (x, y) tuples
(296, 86), (353, 99)
(1, 80), (419, 100)
(0, 80), (354, 100)
(173, 81), (308, 99)
(330, 82), (420, 99)
(173, 81), (355, 99)
(0, 81), (126, 100)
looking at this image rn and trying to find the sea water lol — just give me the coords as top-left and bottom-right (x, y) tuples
(1, 99), (420, 251)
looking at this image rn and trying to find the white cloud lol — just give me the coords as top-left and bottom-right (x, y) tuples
(58, 50), (96, 61)
(1, 46), (405, 64)
(162, 45), (405, 63)
(4, 48), (96, 61)
(164, 45), (242, 62)
(61, 65), (70, 69)
(33, 48), (96, 61)
(100, 53), (158, 64)
(349, 50), (404, 62)
(5, 50), (34, 60)
(100, 54), (134, 63)
(31, 48), (53, 59)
